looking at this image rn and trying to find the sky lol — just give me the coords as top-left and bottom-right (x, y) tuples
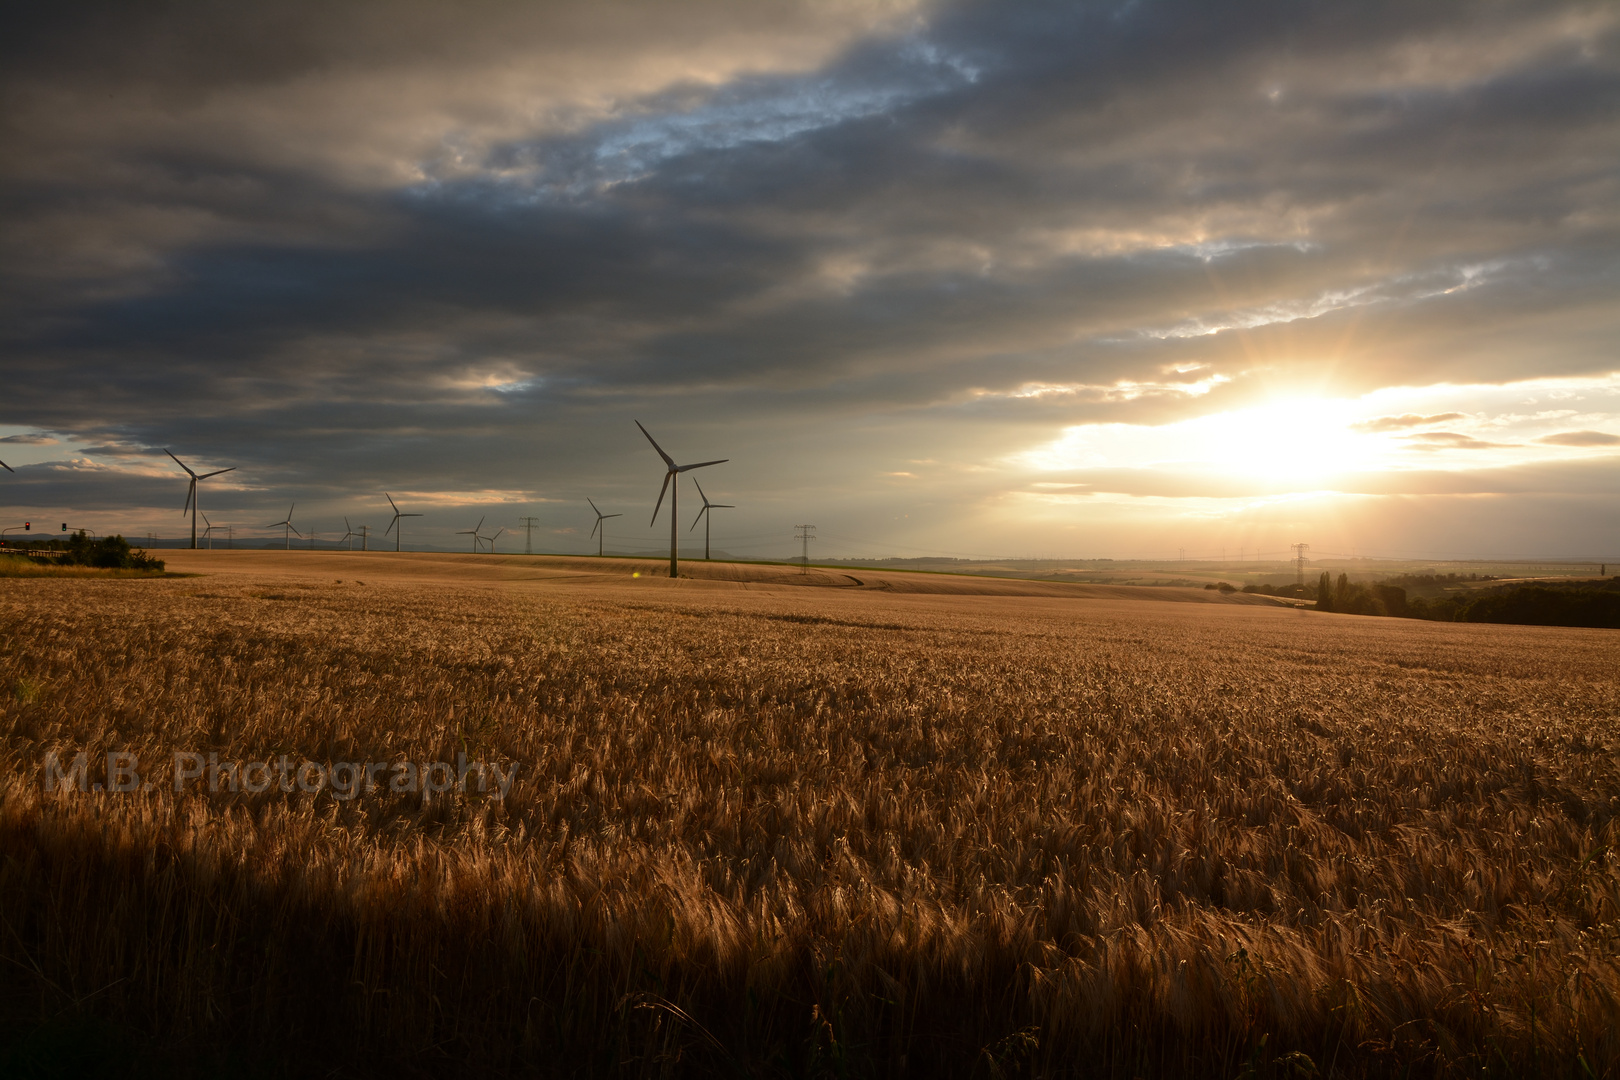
(1, 0), (1617, 561)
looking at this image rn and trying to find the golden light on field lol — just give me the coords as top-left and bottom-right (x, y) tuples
(4, 555), (1620, 1075)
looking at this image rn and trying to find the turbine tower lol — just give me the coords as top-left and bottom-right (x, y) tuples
(267, 504), (301, 550)
(637, 421), (727, 578)
(689, 479), (734, 560)
(166, 450), (235, 549)
(384, 493), (422, 552)
(588, 498), (622, 558)
(339, 518), (356, 551)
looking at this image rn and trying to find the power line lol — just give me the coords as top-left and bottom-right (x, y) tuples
(518, 515), (541, 555)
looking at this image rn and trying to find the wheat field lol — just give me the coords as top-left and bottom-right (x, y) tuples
(2, 553), (1618, 1077)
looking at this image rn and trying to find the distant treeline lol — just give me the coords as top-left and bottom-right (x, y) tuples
(0, 532), (165, 571)
(1226, 573), (1620, 629)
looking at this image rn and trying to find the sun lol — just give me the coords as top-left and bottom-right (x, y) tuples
(1021, 396), (1390, 482)
(1181, 398), (1377, 480)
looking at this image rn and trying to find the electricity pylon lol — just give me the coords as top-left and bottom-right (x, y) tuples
(795, 524), (816, 574)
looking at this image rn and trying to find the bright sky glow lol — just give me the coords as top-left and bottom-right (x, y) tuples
(1018, 374), (1620, 488)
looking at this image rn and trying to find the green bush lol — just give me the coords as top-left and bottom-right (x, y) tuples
(57, 532), (165, 571)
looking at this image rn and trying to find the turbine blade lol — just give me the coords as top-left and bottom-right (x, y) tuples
(386, 492), (399, 513)
(676, 458), (728, 472)
(587, 497), (600, 516)
(288, 525), (303, 537)
(0, 459), (14, 472)
(182, 479), (194, 515)
(636, 421), (676, 469)
(693, 478), (709, 505)
(605, 513), (622, 520)
(197, 467), (235, 479)
(713, 504), (734, 509)
(475, 516), (485, 532)
(650, 470), (671, 525)
(590, 518), (600, 539)
(385, 518), (396, 536)
(404, 513), (422, 518)
(165, 449), (197, 478)
(690, 505), (706, 532)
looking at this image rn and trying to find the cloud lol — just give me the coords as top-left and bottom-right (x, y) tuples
(1537, 430), (1620, 447)
(0, 433), (58, 445)
(1, 0), (1617, 555)
(1402, 431), (1517, 451)
(1350, 412), (1466, 433)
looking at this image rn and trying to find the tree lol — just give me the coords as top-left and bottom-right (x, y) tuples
(1317, 571), (1334, 611)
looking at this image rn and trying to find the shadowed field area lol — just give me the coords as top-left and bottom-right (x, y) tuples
(1, 552), (1617, 1077)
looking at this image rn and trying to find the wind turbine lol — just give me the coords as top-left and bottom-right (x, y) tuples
(457, 516), (486, 553)
(486, 527), (504, 553)
(384, 493), (422, 552)
(339, 518), (356, 551)
(267, 504), (301, 550)
(166, 449), (235, 549)
(689, 479), (734, 561)
(200, 513), (224, 550)
(637, 421), (727, 578)
(588, 498), (622, 557)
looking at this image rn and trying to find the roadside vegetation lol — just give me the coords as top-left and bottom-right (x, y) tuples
(0, 533), (166, 577)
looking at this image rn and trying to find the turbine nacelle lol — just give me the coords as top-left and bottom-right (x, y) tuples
(587, 497), (623, 539)
(636, 421), (728, 578)
(383, 492), (423, 551)
(637, 421), (727, 526)
(689, 478), (735, 532)
(267, 504), (302, 543)
(166, 448), (236, 549)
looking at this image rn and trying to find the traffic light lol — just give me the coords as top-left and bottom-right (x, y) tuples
(61, 523), (67, 532)
(23, 522), (29, 532)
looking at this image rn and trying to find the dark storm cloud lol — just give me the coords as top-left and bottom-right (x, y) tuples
(1, 0), (1616, 548)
